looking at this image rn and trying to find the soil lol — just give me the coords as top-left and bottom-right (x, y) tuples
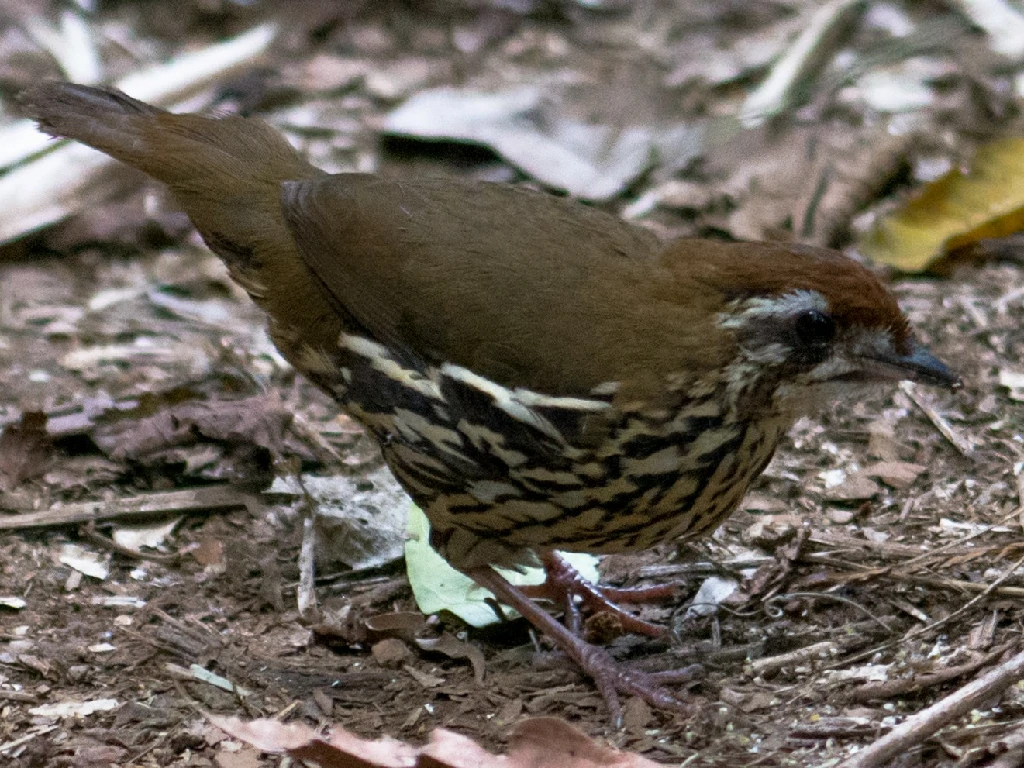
(1, 2), (1023, 766)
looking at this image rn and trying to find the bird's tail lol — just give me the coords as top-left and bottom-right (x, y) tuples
(17, 82), (315, 189)
(18, 82), (335, 343)
(20, 83), (165, 162)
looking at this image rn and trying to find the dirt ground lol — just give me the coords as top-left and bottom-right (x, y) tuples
(1, 2), (1024, 766)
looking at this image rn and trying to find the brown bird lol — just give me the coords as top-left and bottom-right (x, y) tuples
(20, 82), (959, 722)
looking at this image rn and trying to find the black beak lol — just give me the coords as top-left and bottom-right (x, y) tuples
(862, 342), (961, 390)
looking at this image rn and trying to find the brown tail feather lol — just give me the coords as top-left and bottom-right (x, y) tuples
(18, 82), (314, 189)
(18, 83), (165, 163)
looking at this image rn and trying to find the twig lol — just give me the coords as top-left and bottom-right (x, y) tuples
(0, 725), (59, 756)
(747, 619), (889, 677)
(748, 640), (839, 677)
(825, 553), (1024, 671)
(904, 574), (1024, 598)
(835, 647), (1024, 768)
(900, 381), (973, 457)
(990, 721), (1024, 768)
(297, 507), (319, 622)
(739, 0), (867, 125)
(847, 646), (1007, 703)
(895, 508), (1021, 570)
(907, 555), (1024, 643)
(0, 689), (38, 703)
(0, 485), (248, 530)
(763, 592), (893, 631)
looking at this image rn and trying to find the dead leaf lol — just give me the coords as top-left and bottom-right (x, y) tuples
(111, 517), (180, 553)
(384, 86), (702, 202)
(364, 612), (428, 643)
(214, 746), (262, 768)
(58, 543), (109, 580)
(403, 664), (444, 689)
(210, 715), (416, 767)
(0, 411), (50, 491)
(70, 744), (129, 767)
(371, 639), (414, 668)
(862, 137), (1024, 271)
(29, 698), (119, 718)
(415, 633), (487, 684)
(620, 697), (653, 732)
(685, 575), (740, 618)
(191, 538), (226, 568)
(742, 514), (803, 547)
(210, 714), (665, 768)
(92, 392), (294, 462)
(825, 473), (881, 501)
(288, 468), (410, 570)
(864, 461), (926, 489)
(508, 717), (663, 767)
(866, 418), (902, 461)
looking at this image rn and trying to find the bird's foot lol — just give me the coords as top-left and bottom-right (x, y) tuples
(468, 564), (700, 725)
(518, 551), (677, 638)
(574, 641), (702, 724)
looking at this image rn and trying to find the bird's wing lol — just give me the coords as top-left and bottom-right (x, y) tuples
(279, 173), (719, 398)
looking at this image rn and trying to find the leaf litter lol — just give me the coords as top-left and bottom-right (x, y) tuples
(1, 2), (1024, 767)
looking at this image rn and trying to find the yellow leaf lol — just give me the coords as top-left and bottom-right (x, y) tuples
(862, 137), (1024, 271)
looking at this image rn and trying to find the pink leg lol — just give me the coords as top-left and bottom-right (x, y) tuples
(468, 564), (700, 725)
(518, 552), (679, 638)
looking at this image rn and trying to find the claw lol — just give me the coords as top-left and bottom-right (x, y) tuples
(518, 551), (680, 639)
(467, 563), (699, 724)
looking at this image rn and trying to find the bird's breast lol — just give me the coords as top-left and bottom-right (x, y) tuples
(300, 330), (792, 569)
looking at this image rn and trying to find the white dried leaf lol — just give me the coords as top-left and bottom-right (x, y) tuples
(58, 543), (109, 580)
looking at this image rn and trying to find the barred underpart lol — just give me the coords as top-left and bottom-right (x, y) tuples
(313, 331), (792, 570)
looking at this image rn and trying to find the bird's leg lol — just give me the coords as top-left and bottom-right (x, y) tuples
(467, 564), (700, 725)
(518, 551), (677, 638)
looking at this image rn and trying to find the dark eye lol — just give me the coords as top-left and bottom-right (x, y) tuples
(794, 310), (836, 347)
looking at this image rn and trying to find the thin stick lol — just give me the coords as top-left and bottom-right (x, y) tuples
(835, 647), (1024, 768)
(847, 646), (1007, 703)
(297, 514), (319, 621)
(0, 486), (247, 530)
(900, 381), (973, 457)
(823, 553), (1024, 671)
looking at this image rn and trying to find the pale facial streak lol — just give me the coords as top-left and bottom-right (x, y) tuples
(716, 289), (899, 415)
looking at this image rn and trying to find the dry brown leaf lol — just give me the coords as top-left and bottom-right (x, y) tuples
(0, 411), (51, 491)
(864, 461), (926, 489)
(92, 393), (294, 462)
(214, 746), (262, 768)
(508, 717), (664, 767)
(371, 639), (414, 668)
(364, 612), (428, 643)
(191, 538), (226, 568)
(210, 715), (665, 768)
(825, 473), (881, 501)
(862, 137), (1024, 271)
(415, 633), (487, 684)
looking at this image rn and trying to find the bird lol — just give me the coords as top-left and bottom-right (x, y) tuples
(19, 82), (960, 723)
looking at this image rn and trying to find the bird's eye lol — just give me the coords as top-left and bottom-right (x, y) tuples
(794, 310), (836, 347)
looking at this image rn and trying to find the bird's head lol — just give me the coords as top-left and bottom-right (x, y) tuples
(662, 240), (960, 414)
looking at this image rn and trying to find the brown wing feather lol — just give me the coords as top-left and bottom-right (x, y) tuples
(280, 174), (732, 396)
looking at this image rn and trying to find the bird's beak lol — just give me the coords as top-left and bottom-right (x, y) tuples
(859, 342), (961, 390)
